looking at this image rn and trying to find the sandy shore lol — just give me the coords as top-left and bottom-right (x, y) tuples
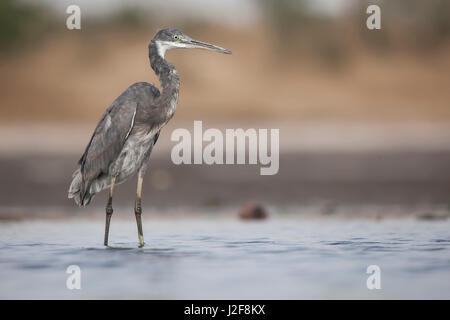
(0, 122), (449, 220)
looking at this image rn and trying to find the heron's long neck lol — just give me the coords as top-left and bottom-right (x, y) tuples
(149, 42), (180, 118)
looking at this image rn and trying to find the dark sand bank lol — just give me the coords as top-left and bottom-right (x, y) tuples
(0, 151), (449, 220)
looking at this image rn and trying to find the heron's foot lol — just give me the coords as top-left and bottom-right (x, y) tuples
(138, 236), (145, 248)
(135, 205), (145, 247)
(104, 206), (114, 246)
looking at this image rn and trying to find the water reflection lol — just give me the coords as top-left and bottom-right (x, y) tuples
(0, 218), (449, 299)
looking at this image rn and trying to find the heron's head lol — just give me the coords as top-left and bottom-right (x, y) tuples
(151, 28), (232, 58)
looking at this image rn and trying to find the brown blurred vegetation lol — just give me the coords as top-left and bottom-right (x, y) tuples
(0, 0), (449, 124)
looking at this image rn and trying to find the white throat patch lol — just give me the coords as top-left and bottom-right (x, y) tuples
(155, 40), (188, 58)
(155, 41), (171, 58)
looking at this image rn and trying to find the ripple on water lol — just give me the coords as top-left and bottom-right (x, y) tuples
(1, 219), (450, 299)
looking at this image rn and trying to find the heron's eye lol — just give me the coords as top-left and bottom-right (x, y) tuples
(173, 35), (180, 41)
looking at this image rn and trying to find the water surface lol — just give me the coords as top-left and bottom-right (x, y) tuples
(0, 217), (449, 299)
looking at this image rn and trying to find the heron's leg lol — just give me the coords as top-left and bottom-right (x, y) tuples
(134, 134), (158, 248)
(135, 173), (145, 247)
(104, 176), (116, 246)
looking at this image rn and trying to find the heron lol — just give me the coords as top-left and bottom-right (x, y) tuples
(68, 28), (231, 247)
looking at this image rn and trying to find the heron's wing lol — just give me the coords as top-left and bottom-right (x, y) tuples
(79, 83), (160, 182)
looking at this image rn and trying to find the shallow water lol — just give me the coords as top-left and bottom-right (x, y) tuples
(0, 217), (449, 299)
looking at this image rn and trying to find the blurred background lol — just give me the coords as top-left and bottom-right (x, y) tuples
(0, 0), (449, 219)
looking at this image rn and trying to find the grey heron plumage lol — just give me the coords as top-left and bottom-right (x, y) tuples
(68, 28), (231, 247)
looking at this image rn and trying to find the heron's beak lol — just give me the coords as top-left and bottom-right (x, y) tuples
(184, 38), (232, 54)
